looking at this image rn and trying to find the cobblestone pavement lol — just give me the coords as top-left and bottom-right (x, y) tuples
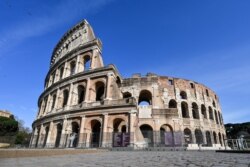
(0, 151), (249, 167)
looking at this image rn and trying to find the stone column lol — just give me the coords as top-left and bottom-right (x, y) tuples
(84, 78), (91, 103)
(75, 54), (80, 74)
(60, 118), (70, 148)
(45, 121), (54, 148)
(78, 116), (86, 148)
(129, 110), (137, 145)
(67, 83), (74, 107)
(104, 73), (113, 100)
(53, 89), (60, 112)
(63, 61), (68, 78)
(101, 113), (109, 147)
(37, 124), (44, 148)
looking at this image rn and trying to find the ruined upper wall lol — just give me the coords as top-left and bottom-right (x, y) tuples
(50, 20), (98, 66)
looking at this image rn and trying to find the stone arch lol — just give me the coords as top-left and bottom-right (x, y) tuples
(181, 101), (189, 118)
(205, 131), (212, 146)
(70, 122), (79, 148)
(51, 94), (57, 110)
(83, 55), (91, 71)
(214, 110), (219, 124)
(70, 60), (76, 75)
(212, 100), (216, 108)
(138, 90), (152, 105)
(192, 102), (199, 119)
(116, 76), (121, 88)
(184, 128), (192, 145)
(55, 123), (62, 148)
(113, 118), (127, 133)
(201, 104), (207, 119)
(213, 131), (217, 144)
(208, 106), (214, 120)
(62, 89), (69, 107)
(90, 119), (102, 147)
(77, 85), (85, 104)
(195, 129), (203, 144)
(218, 132), (222, 145)
(140, 124), (154, 146)
(59, 65), (64, 80)
(160, 124), (174, 146)
(180, 91), (187, 99)
(95, 81), (105, 101)
(168, 99), (177, 108)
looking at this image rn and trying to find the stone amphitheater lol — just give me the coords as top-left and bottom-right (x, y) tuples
(30, 20), (226, 150)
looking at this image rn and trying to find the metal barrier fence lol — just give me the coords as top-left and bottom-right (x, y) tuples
(225, 139), (250, 150)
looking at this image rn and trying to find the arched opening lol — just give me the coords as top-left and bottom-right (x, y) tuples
(192, 102), (199, 119)
(121, 125), (126, 133)
(59, 66), (64, 80)
(84, 55), (91, 71)
(213, 132), (217, 144)
(195, 129), (203, 144)
(205, 131), (212, 146)
(70, 61), (76, 75)
(116, 76), (121, 88)
(123, 92), (132, 99)
(160, 124), (174, 146)
(55, 124), (62, 148)
(43, 126), (49, 148)
(70, 122), (79, 148)
(77, 85), (85, 104)
(181, 102), (189, 118)
(214, 110), (219, 124)
(95, 82), (105, 101)
(201, 104), (207, 119)
(62, 90), (69, 107)
(91, 120), (101, 147)
(113, 118), (126, 133)
(218, 113), (222, 125)
(218, 132), (222, 146)
(138, 90), (152, 106)
(169, 99), (177, 108)
(184, 128), (192, 145)
(140, 124), (153, 147)
(180, 91), (187, 99)
(112, 118), (128, 147)
(51, 94), (56, 110)
(209, 107), (214, 120)
(212, 100), (216, 108)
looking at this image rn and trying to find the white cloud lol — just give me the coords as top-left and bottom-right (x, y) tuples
(0, 0), (114, 55)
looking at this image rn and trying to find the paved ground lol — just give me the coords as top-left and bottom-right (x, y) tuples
(0, 150), (249, 167)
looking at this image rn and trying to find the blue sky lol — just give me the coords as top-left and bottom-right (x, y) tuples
(0, 0), (250, 128)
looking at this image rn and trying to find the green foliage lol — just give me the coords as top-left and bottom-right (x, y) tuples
(15, 131), (31, 145)
(0, 116), (18, 136)
(225, 122), (250, 139)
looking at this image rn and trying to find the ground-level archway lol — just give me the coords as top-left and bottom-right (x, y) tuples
(140, 124), (154, 147)
(90, 120), (102, 147)
(160, 124), (174, 146)
(205, 131), (212, 146)
(184, 128), (192, 145)
(55, 124), (62, 148)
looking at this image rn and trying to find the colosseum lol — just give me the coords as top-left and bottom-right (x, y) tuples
(30, 20), (226, 150)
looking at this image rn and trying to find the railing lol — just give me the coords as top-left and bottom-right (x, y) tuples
(225, 139), (250, 150)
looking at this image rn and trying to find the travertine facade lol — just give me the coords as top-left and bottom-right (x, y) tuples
(30, 20), (226, 149)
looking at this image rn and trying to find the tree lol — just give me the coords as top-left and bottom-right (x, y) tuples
(0, 116), (18, 136)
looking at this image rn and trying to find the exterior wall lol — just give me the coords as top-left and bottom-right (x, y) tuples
(0, 110), (12, 118)
(31, 20), (226, 149)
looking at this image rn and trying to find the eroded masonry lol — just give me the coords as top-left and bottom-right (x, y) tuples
(30, 20), (226, 150)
